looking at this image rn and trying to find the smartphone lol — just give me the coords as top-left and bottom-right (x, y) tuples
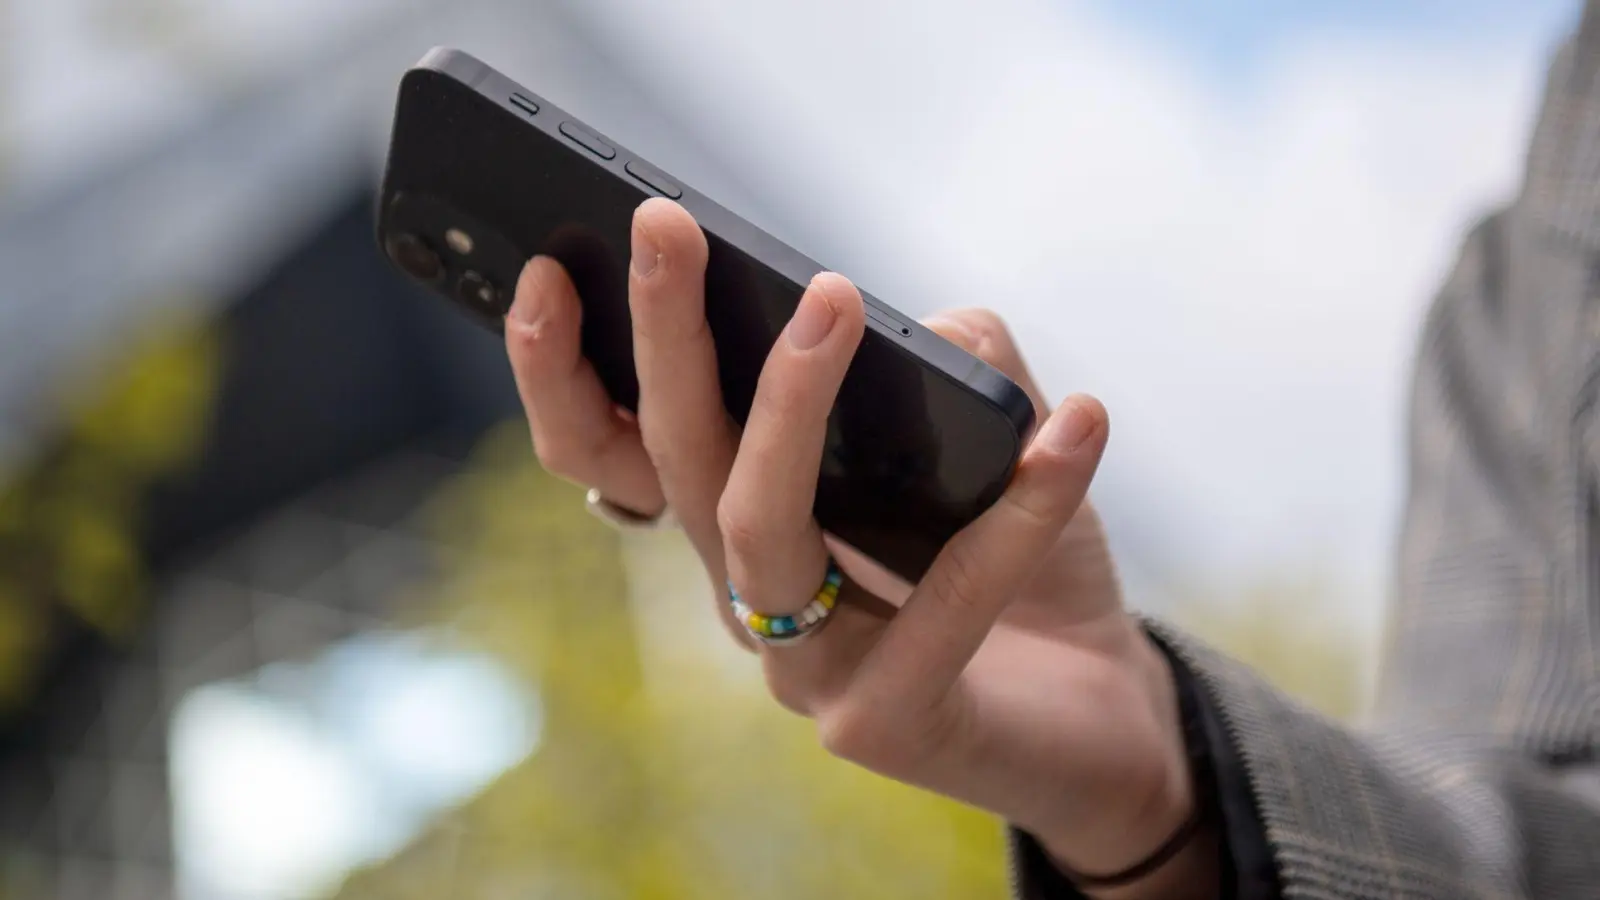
(377, 48), (1034, 582)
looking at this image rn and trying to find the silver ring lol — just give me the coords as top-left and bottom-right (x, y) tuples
(584, 487), (678, 531)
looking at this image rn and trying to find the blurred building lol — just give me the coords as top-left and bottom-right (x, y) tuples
(0, 5), (706, 898)
(0, 188), (523, 897)
(0, 3), (1191, 898)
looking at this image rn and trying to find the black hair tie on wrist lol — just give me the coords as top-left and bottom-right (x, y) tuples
(1060, 636), (1216, 890)
(1056, 796), (1207, 889)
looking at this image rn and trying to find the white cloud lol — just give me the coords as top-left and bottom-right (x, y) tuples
(582, 0), (1553, 625)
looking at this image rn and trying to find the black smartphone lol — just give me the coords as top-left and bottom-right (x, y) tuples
(377, 48), (1034, 582)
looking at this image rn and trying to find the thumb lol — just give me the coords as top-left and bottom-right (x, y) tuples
(854, 394), (1110, 710)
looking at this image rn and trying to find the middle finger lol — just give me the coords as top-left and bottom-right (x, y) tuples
(628, 199), (739, 576)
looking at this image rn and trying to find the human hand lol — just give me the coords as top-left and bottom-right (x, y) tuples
(505, 198), (1216, 898)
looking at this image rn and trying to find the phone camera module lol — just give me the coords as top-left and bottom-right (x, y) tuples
(456, 270), (500, 311)
(386, 233), (445, 285)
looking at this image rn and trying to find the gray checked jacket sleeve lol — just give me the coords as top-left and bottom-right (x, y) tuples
(1017, 9), (1600, 898)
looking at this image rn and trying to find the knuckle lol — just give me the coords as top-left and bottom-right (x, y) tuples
(636, 410), (667, 452)
(818, 699), (927, 772)
(636, 397), (725, 472)
(716, 499), (770, 561)
(718, 606), (759, 653)
(751, 400), (814, 453)
(928, 542), (990, 616)
(953, 308), (1012, 356)
(638, 415), (689, 474)
(817, 701), (881, 762)
(1006, 456), (1087, 526)
(536, 424), (625, 483)
(761, 664), (820, 717)
(504, 315), (539, 354)
(961, 307), (1010, 342)
(533, 438), (583, 480)
(1002, 481), (1071, 532)
(758, 374), (808, 420)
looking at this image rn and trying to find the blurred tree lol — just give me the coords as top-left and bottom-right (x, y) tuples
(0, 317), (219, 712)
(329, 422), (1007, 900)
(321, 431), (1371, 899)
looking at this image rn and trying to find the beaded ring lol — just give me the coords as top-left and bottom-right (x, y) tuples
(728, 560), (843, 646)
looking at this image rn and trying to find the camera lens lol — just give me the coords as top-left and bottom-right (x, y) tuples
(456, 270), (501, 312)
(385, 233), (445, 284)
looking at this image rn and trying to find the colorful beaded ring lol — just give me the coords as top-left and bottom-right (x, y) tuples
(728, 560), (844, 646)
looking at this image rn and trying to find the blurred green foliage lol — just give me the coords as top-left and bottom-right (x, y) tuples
(0, 310), (1367, 896)
(330, 425), (1369, 898)
(0, 318), (219, 712)
(330, 423), (1008, 900)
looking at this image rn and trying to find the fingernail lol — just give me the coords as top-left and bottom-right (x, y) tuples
(1040, 395), (1101, 453)
(631, 220), (659, 278)
(787, 275), (841, 350)
(509, 257), (545, 325)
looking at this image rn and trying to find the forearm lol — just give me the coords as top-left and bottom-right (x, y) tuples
(1044, 638), (1220, 900)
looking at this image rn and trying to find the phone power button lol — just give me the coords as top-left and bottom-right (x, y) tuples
(559, 121), (616, 160)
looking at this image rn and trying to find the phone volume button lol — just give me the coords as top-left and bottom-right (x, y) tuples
(559, 121), (617, 160)
(509, 93), (540, 116)
(625, 160), (683, 199)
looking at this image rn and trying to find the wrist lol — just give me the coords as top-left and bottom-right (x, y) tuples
(1035, 753), (1199, 895)
(1066, 822), (1221, 900)
(1039, 632), (1219, 898)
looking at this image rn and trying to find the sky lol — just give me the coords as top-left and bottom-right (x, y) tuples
(2, 0), (1582, 626)
(576, 0), (1581, 627)
(1090, 0), (1575, 79)
(4, 0), (1585, 619)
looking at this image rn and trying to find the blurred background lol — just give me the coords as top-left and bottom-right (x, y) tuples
(0, 1), (1581, 897)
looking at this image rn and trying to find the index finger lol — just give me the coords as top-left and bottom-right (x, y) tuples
(849, 394), (1110, 711)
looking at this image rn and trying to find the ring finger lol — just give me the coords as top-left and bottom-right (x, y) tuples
(507, 256), (665, 515)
